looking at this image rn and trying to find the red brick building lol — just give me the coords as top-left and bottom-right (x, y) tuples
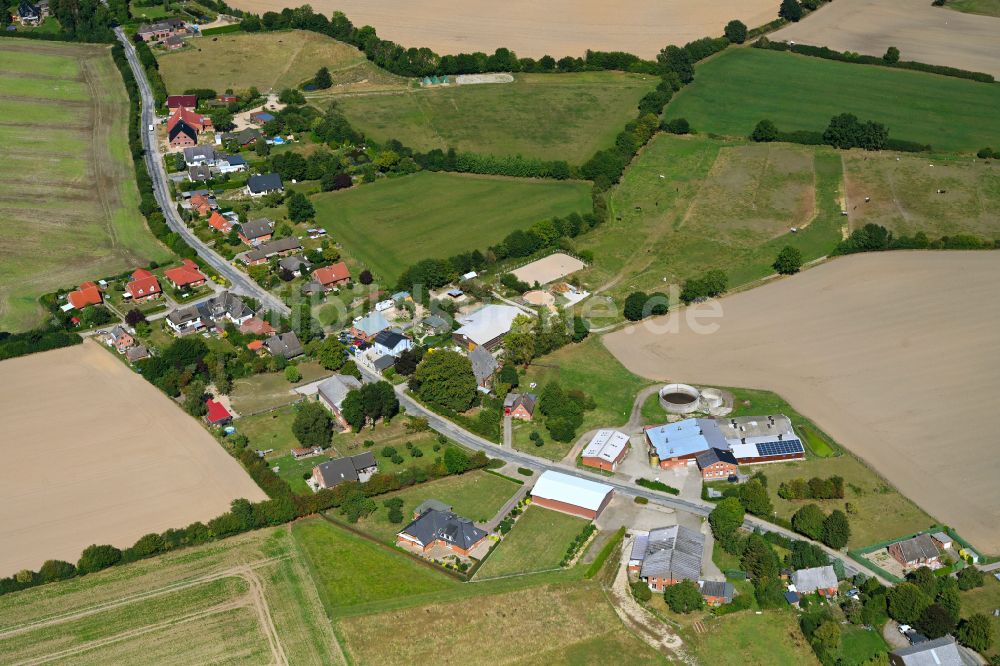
(503, 392), (536, 421)
(531, 471), (613, 520)
(312, 262), (351, 290)
(695, 448), (739, 480)
(581, 429), (631, 472)
(126, 268), (161, 302)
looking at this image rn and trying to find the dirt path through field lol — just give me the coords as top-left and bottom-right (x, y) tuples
(227, 0), (781, 58)
(604, 251), (1000, 553)
(773, 0), (1000, 77)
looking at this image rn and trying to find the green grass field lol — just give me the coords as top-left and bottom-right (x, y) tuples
(292, 517), (460, 618)
(960, 574), (1000, 659)
(337, 72), (657, 163)
(312, 171), (591, 285)
(0, 40), (171, 331)
(666, 48), (1000, 154)
(945, 0), (1000, 16)
(575, 135), (844, 313)
(683, 610), (818, 666)
(843, 151), (1000, 238)
(512, 336), (651, 461)
(228, 362), (330, 414)
(476, 506), (587, 578)
(337, 581), (666, 665)
(157, 29), (406, 93)
(349, 471), (520, 544)
(0, 527), (344, 665)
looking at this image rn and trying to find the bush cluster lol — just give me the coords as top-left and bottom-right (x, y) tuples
(635, 478), (680, 495)
(834, 223), (998, 256)
(0, 329), (82, 361)
(560, 523), (597, 566)
(777, 476), (845, 500)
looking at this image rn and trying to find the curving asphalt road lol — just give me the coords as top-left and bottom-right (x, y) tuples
(113, 27), (290, 317)
(359, 367), (885, 583)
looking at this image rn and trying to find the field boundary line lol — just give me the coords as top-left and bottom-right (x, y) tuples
(239, 564), (289, 665)
(11, 599), (248, 666)
(0, 555), (290, 638)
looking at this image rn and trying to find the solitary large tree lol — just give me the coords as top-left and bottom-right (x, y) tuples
(822, 510), (851, 549)
(779, 0), (803, 21)
(664, 580), (704, 613)
(958, 614), (993, 653)
(888, 582), (931, 625)
(292, 402), (333, 448)
(412, 350), (476, 412)
(724, 19), (748, 44)
(792, 504), (826, 540)
(313, 66), (332, 89)
(773, 246), (803, 275)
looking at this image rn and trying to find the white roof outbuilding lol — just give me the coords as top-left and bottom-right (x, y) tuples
(454, 304), (521, 347)
(582, 429), (630, 464)
(532, 471), (613, 512)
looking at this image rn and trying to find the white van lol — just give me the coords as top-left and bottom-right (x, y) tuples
(148, 124), (154, 132)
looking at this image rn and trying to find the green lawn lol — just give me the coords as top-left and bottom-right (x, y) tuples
(575, 135), (844, 315)
(291, 518), (460, 618)
(476, 506), (588, 578)
(337, 71), (657, 163)
(945, 0), (1000, 16)
(311, 171), (591, 285)
(839, 627), (888, 664)
(236, 405), (300, 453)
(350, 471), (520, 544)
(959, 574), (1000, 660)
(268, 452), (322, 494)
(666, 48), (1000, 153)
(228, 363), (330, 414)
(512, 336), (651, 461)
(0, 40), (171, 331)
(684, 610), (819, 666)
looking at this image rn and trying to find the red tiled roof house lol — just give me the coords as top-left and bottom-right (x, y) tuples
(167, 106), (213, 133)
(205, 398), (232, 425)
(164, 259), (207, 289)
(207, 211), (233, 234)
(126, 268), (161, 302)
(312, 262), (351, 290)
(67, 281), (103, 309)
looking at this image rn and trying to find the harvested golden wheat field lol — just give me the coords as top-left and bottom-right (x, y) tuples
(605, 251), (1000, 553)
(226, 0), (782, 58)
(0, 341), (267, 576)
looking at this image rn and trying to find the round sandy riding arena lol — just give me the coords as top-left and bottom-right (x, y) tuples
(523, 290), (556, 307)
(0, 340), (267, 575)
(227, 0), (782, 59)
(511, 252), (586, 286)
(455, 73), (514, 85)
(604, 251), (1000, 553)
(773, 0), (1000, 78)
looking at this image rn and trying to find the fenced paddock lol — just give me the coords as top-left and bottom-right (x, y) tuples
(455, 73), (514, 85)
(510, 252), (587, 285)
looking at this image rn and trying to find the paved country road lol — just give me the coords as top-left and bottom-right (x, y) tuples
(113, 27), (290, 318)
(357, 367), (887, 584)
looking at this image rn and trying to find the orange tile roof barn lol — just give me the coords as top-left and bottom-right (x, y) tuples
(207, 211), (233, 233)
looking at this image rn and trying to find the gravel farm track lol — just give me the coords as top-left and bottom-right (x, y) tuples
(226, 0), (782, 58)
(604, 251), (1000, 554)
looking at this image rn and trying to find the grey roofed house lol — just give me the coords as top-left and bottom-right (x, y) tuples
(223, 128), (262, 145)
(503, 391), (536, 414)
(889, 636), (963, 666)
(314, 452), (378, 488)
(790, 565), (838, 594)
(278, 254), (310, 273)
(893, 534), (940, 563)
(188, 164), (212, 182)
(398, 509), (487, 552)
(317, 374), (362, 412)
(239, 218), (274, 241)
(241, 236), (303, 264)
(469, 345), (498, 385)
(414, 499), (452, 517)
(18, 1), (40, 21)
(247, 172), (284, 195)
(301, 281), (325, 295)
(166, 304), (201, 330)
(421, 314), (449, 332)
(372, 354), (396, 372)
(636, 525), (704, 582)
(263, 331), (303, 359)
(183, 145), (216, 165)
(699, 580), (735, 603)
(695, 447), (738, 469)
(125, 344), (150, 362)
(198, 291), (253, 325)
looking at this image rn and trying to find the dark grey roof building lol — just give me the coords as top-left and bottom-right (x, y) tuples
(695, 447), (738, 469)
(469, 345), (498, 387)
(247, 172), (283, 195)
(240, 236), (303, 264)
(168, 119), (197, 145)
(889, 636), (963, 666)
(263, 331), (303, 359)
(238, 218), (274, 242)
(397, 509), (488, 554)
(699, 580), (735, 604)
(313, 452), (378, 489)
(630, 525), (704, 583)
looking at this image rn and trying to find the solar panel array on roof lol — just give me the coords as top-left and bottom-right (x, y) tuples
(755, 439), (804, 457)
